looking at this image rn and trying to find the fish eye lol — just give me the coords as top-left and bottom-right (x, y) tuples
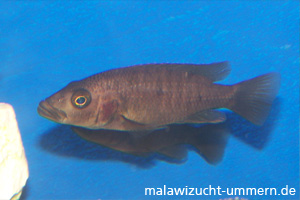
(71, 89), (91, 109)
(75, 96), (86, 105)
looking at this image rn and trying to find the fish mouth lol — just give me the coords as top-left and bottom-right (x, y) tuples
(37, 100), (67, 122)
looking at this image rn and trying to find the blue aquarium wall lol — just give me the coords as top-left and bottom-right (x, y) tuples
(0, 1), (299, 200)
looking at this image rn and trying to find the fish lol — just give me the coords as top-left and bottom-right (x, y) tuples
(37, 61), (280, 131)
(71, 124), (229, 165)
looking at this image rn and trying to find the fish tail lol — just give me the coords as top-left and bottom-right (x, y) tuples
(230, 72), (281, 125)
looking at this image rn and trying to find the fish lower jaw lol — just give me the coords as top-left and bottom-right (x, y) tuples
(37, 101), (67, 123)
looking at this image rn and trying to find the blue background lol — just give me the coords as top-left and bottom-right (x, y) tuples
(0, 1), (299, 200)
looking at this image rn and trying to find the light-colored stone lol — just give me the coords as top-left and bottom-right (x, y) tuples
(0, 103), (29, 200)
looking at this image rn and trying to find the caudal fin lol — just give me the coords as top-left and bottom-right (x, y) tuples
(231, 72), (280, 126)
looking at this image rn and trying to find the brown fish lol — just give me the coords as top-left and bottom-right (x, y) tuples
(71, 124), (229, 165)
(37, 62), (280, 131)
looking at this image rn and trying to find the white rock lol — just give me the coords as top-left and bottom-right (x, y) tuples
(0, 103), (29, 200)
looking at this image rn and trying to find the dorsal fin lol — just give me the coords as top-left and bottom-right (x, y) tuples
(142, 61), (231, 82)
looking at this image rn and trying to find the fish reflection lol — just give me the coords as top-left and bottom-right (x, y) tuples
(71, 124), (229, 165)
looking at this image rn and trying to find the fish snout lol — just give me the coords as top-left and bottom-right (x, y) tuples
(37, 100), (67, 122)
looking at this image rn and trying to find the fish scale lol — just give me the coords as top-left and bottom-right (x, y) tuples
(101, 67), (226, 126)
(38, 62), (280, 131)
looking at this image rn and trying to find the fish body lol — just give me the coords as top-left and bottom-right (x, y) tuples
(38, 62), (280, 131)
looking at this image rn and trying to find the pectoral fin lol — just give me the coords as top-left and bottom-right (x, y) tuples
(120, 115), (165, 131)
(157, 145), (187, 160)
(120, 115), (150, 130)
(182, 110), (226, 124)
